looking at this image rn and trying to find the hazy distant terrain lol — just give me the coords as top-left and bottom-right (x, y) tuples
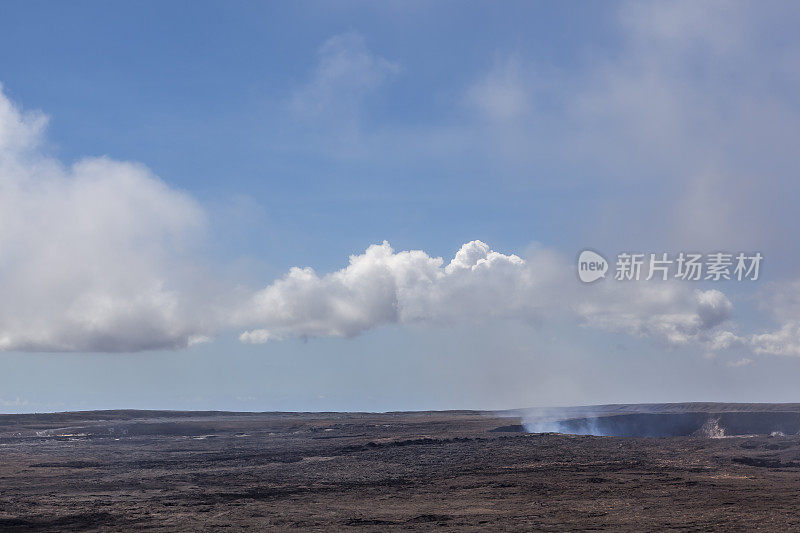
(1, 405), (800, 530)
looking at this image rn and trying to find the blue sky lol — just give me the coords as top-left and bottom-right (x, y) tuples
(1, 1), (800, 413)
(1, 1), (615, 269)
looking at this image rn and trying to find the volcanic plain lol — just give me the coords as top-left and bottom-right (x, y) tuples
(1, 404), (800, 531)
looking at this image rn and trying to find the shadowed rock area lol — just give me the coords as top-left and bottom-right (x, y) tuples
(559, 412), (800, 437)
(514, 402), (800, 437)
(1, 404), (800, 530)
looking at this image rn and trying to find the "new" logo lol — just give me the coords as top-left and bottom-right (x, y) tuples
(577, 250), (608, 283)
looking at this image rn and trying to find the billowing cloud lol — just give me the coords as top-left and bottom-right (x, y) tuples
(237, 239), (737, 352)
(0, 86), (210, 352)
(239, 240), (531, 340)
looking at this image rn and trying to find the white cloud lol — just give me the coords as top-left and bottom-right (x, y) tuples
(239, 240), (531, 340)
(708, 330), (744, 351)
(0, 87), (47, 154)
(238, 329), (277, 344)
(0, 86), (211, 352)
(727, 357), (753, 368)
(577, 285), (734, 348)
(237, 239), (737, 352)
(751, 322), (800, 357)
(741, 281), (800, 357)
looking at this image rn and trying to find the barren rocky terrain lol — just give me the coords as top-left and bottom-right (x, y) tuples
(1, 404), (800, 531)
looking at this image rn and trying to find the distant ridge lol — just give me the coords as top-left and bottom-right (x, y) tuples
(3, 403), (800, 424)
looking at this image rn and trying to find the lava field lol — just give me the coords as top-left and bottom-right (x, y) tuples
(0, 404), (799, 530)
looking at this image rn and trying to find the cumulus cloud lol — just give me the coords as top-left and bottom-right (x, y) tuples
(0, 86), (211, 352)
(237, 239), (737, 352)
(238, 240), (530, 340)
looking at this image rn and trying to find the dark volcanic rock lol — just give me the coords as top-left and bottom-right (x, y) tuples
(0, 406), (799, 530)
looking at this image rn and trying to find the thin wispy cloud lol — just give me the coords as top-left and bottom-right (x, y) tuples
(290, 31), (399, 149)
